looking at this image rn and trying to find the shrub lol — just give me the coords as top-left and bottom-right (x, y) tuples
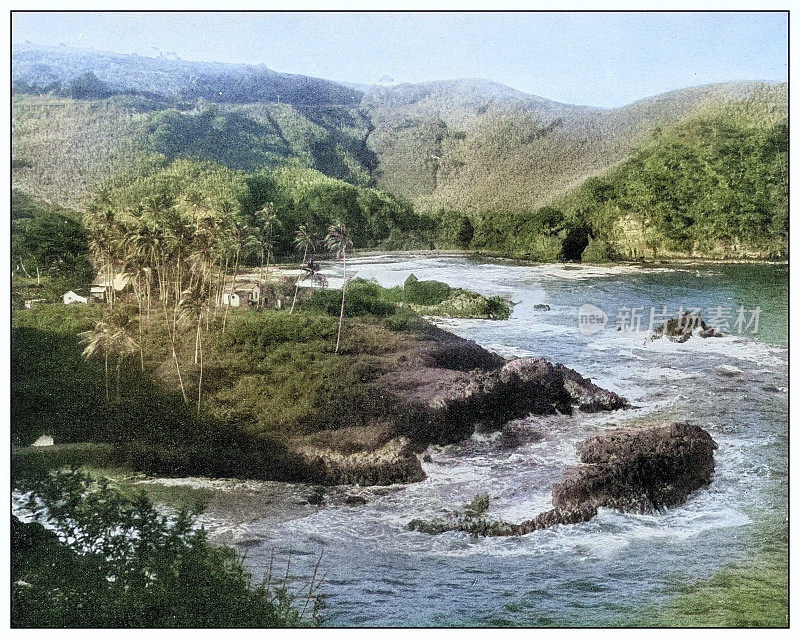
(219, 310), (338, 351)
(402, 274), (452, 306)
(301, 282), (397, 318)
(12, 469), (321, 627)
(434, 210), (474, 249)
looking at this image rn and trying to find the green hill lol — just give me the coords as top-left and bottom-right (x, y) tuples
(362, 79), (786, 215)
(464, 89), (788, 260)
(11, 43), (788, 260)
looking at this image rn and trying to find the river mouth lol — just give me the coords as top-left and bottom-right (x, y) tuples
(193, 255), (787, 627)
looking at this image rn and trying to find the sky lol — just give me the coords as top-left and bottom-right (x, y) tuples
(11, 11), (788, 108)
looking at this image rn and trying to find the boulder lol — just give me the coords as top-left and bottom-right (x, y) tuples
(513, 422), (717, 532)
(553, 422), (716, 511)
(409, 422), (717, 535)
(651, 312), (723, 342)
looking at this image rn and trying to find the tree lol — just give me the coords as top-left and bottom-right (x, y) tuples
(12, 469), (322, 628)
(434, 210), (474, 249)
(18, 212), (90, 279)
(290, 225), (316, 314)
(79, 316), (139, 403)
(325, 223), (353, 354)
(252, 202), (281, 283)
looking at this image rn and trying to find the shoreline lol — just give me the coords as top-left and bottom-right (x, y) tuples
(270, 249), (787, 268)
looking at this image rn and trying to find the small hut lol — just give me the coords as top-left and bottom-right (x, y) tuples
(63, 290), (88, 305)
(221, 282), (261, 307)
(90, 272), (132, 302)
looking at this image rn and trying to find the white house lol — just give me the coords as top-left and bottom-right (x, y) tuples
(91, 271), (132, 301)
(221, 283), (261, 308)
(63, 290), (88, 305)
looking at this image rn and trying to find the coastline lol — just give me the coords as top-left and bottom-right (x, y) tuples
(271, 249), (788, 268)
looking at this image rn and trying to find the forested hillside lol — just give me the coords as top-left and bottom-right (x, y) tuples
(463, 87), (788, 260)
(11, 43), (788, 261)
(363, 79), (786, 215)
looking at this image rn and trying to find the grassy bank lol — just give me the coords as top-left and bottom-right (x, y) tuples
(11, 275), (510, 482)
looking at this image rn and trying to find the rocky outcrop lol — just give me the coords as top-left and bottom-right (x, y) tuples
(296, 436), (426, 486)
(378, 343), (628, 446)
(512, 422), (718, 531)
(651, 312), (723, 342)
(409, 422), (717, 535)
(556, 363), (629, 412)
(289, 326), (628, 485)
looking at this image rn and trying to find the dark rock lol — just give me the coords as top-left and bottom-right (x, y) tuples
(556, 363), (629, 412)
(533, 304), (551, 311)
(344, 494), (367, 505)
(305, 486), (326, 505)
(652, 312), (723, 342)
(408, 422), (717, 535)
(552, 422), (717, 514)
(288, 323), (627, 486)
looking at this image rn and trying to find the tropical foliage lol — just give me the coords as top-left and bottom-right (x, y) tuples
(12, 468), (321, 628)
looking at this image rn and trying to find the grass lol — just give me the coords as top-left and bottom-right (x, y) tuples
(11, 444), (212, 512)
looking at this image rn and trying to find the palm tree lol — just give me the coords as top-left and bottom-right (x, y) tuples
(178, 292), (207, 415)
(325, 222), (353, 354)
(290, 225), (316, 314)
(222, 222), (258, 333)
(80, 319), (140, 403)
(253, 203), (281, 283)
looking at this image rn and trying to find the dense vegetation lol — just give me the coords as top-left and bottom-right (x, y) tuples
(11, 190), (94, 304)
(13, 469), (321, 627)
(455, 92), (788, 260)
(12, 44), (788, 261)
(87, 156), (428, 261)
(304, 275), (511, 320)
(362, 79), (786, 217)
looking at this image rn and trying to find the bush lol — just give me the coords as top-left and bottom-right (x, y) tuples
(581, 238), (616, 263)
(301, 282), (397, 318)
(434, 210), (474, 249)
(402, 274), (452, 306)
(219, 310), (339, 351)
(12, 469), (321, 627)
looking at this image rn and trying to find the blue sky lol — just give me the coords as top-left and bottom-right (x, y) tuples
(12, 11), (788, 108)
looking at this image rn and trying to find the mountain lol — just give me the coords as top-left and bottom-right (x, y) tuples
(12, 42), (362, 106)
(11, 43), (788, 259)
(12, 44), (379, 208)
(362, 78), (786, 214)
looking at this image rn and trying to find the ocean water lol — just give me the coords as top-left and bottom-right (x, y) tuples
(231, 256), (788, 626)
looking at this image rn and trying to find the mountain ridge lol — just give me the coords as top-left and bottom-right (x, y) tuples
(11, 43), (787, 260)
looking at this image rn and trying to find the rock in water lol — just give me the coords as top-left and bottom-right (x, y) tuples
(514, 422), (717, 532)
(552, 422), (717, 513)
(651, 312), (723, 342)
(409, 422), (717, 536)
